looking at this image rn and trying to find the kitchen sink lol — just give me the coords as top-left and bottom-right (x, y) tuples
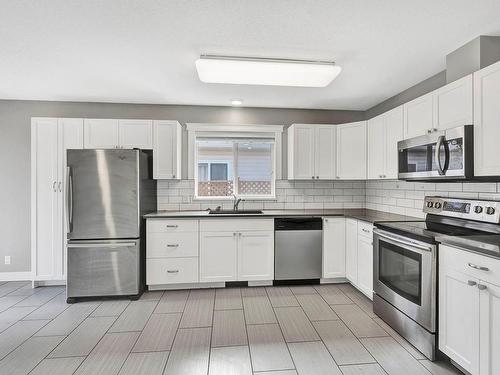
(208, 209), (264, 215)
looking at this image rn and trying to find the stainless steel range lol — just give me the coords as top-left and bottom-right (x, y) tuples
(373, 196), (500, 360)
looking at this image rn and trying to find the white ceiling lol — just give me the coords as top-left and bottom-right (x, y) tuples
(1, 0), (500, 110)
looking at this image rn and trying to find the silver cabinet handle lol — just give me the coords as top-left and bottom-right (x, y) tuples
(52, 181), (57, 192)
(166, 225), (178, 228)
(427, 129), (432, 134)
(58, 181), (62, 192)
(316, 176), (319, 179)
(167, 270), (179, 274)
(478, 284), (487, 290)
(468, 263), (489, 271)
(166, 244), (179, 248)
(233, 232), (237, 236)
(468, 280), (477, 286)
(312, 176), (315, 179)
(362, 228), (370, 233)
(172, 174), (176, 178)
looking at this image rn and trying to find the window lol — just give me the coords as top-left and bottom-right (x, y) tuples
(195, 138), (275, 199)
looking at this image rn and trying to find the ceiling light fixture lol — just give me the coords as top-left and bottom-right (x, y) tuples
(195, 55), (341, 87)
(231, 99), (243, 106)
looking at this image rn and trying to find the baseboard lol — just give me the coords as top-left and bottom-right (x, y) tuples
(0, 271), (32, 282)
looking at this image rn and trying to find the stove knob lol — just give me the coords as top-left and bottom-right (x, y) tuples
(426, 201), (434, 208)
(435, 202), (442, 209)
(474, 206), (483, 214)
(486, 207), (496, 215)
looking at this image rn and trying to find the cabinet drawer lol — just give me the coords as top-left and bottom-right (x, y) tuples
(200, 218), (273, 232)
(146, 258), (199, 285)
(358, 221), (374, 238)
(147, 232), (198, 258)
(147, 219), (198, 233)
(440, 244), (500, 286)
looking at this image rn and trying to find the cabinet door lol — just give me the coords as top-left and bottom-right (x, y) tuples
(58, 118), (84, 280)
(403, 92), (434, 138)
(315, 126), (336, 179)
(479, 281), (500, 375)
(439, 267), (480, 374)
(336, 121), (367, 179)
(322, 217), (346, 278)
(345, 219), (358, 285)
(357, 235), (373, 299)
(435, 74), (473, 131)
(237, 231), (274, 281)
(474, 61), (500, 176)
(384, 106), (404, 179)
(153, 121), (181, 179)
(367, 115), (385, 179)
(199, 232), (237, 282)
(31, 118), (60, 280)
(84, 119), (119, 148)
(119, 119), (153, 149)
(289, 124), (315, 179)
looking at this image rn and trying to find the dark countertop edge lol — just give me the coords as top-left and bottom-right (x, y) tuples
(143, 209), (422, 224)
(436, 236), (500, 260)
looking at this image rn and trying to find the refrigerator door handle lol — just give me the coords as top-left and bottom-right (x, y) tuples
(66, 166), (74, 234)
(67, 242), (137, 248)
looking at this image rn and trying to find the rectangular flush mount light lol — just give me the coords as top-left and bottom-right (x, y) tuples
(195, 55), (341, 87)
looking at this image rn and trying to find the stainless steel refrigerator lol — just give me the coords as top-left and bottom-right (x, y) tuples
(66, 149), (156, 302)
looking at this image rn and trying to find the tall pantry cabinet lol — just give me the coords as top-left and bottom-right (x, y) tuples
(31, 118), (83, 284)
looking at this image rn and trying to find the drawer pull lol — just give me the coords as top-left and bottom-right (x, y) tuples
(478, 284), (487, 290)
(467, 280), (477, 286)
(167, 270), (179, 274)
(362, 228), (371, 233)
(166, 244), (179, 248)
(166, 225), (179, 228)
(468, 263), (489, 271)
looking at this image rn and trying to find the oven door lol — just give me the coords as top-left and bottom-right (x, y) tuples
(398, 125), (473, 180)
(373, 229), (437, 332)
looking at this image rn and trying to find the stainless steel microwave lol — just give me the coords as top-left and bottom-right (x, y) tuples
(398, 125), (473, 180)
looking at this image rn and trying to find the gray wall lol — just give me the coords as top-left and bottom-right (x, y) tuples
(0, 99), (364, 273)
(365, 71), (447, 119)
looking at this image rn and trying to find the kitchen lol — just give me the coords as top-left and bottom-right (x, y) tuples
(1, 1), (500, 375)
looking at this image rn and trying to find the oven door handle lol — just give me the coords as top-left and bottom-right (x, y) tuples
(374, 230), (434, 252)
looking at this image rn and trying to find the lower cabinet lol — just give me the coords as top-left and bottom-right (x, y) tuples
(439, 244), (500, 375)
(345, 218), (374, 299)
(322, 217), (346, 278)
(199, 219), (274, 283)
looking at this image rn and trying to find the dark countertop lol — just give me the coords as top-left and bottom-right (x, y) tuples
(144, 208), (422, 224)
(436, 234), (500, 259)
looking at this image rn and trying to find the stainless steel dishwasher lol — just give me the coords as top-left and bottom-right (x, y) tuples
(274, 217), (323, 281)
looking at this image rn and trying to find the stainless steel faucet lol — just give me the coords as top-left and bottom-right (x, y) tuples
(233, 195), (242, 211)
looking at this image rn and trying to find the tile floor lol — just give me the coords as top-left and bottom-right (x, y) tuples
(0, 281), (463, 375)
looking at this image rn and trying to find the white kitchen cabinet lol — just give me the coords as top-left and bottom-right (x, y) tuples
(153, 120), (182, 179)
(288, 124), (336, 180)
(119, 119), (153, 149)
(439, 244), (500, 375)
(384, 106), (404, 179)
(84, 119), (153, 149)
(479, 281), (500, 375)
(322, 217), (346, 278)
(336, 121), (367, 179)
(199, 232), (238, 282)
(31, 117), (84, 283)
(434, 74), (473, 131)
(238, 232), (274, 281)
(345, 218), (358, 284)
(474, 60), (500, 176)
(84, 119), (119, 148)
(357, 234), (374, 299)
(404, 74), (473, 138)
(367, 115), (385, 179)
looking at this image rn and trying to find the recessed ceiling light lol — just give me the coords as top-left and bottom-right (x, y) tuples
(196, 55), (341, 87)
(231, 99), (243, 106)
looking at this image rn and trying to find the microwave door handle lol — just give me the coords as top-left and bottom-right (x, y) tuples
(435, 135), (446, 175)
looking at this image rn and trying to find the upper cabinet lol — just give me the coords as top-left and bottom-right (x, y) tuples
(153, 120), (182, 180)
(474, 60), (500, 177)
(84, 119), (153, 149)
(404, 74), (473, 138)
(288, 124), (336, 180)
(367, 106), (404, 179)
(336, 121), (367, 180)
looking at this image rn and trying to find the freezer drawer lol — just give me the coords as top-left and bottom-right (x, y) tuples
(67, 240), (140, 298)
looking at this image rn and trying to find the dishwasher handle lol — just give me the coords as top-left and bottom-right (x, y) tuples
(274, 217), (323, 231)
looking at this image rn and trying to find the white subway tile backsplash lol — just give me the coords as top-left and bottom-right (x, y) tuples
(463, 182), (497, 193)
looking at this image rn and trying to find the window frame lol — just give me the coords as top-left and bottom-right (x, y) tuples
(187, 123), (283, 201)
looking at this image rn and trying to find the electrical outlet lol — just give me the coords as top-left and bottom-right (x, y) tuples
(4, 256), (11, 265)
